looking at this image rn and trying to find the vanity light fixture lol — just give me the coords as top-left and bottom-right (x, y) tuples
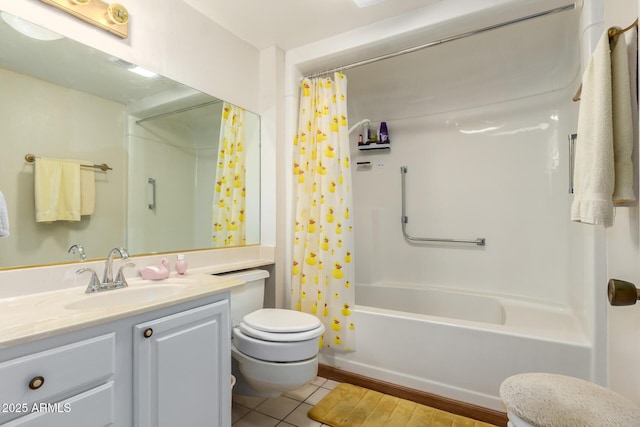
(352, 0), (385, 7)
(38, 0), (129, 38)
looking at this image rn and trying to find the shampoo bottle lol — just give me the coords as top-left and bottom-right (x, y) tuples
(363, 121), (371, 143)
(175, 253), (188, 275)
(379, 122), (389, 143)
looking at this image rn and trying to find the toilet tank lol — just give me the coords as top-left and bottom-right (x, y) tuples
(219, 269), (270, 327)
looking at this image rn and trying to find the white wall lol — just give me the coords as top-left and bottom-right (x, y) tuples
(259, 46), (286, 306)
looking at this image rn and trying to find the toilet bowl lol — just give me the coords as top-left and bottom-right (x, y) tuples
(223, 270), (325, 397)
(232, 308), (324, 397)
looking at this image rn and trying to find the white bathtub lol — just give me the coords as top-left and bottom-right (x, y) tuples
(319, 282), (593, 411)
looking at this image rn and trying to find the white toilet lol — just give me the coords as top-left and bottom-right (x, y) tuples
(225, 269), (325, 397)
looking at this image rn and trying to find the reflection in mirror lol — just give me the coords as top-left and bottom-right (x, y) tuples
(0, 11), (260, 270)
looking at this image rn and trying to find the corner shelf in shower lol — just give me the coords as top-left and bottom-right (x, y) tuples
(358, 141), (390, 150)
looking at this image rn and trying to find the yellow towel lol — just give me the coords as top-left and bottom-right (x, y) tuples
(35, 158), (81, 222)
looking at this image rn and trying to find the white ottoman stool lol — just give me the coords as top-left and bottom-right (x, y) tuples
(500, 373), (640, 427)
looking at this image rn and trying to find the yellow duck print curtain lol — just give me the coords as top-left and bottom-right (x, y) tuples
(212, 102), (246, 247)
(291, 72), (355, 352)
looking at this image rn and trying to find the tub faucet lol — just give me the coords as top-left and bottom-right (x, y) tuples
(102, 247), (130, 288)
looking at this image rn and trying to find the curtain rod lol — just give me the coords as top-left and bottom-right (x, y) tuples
(135, 99), (224, 124)
(304, 3), (576, 79)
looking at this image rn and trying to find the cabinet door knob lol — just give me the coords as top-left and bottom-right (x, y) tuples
(143, 328), (153, 338)
(28, 376), (45, 390)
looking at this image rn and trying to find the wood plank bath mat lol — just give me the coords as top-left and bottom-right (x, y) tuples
(308, 383), (497, 427)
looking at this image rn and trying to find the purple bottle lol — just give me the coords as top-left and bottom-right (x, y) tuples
(379, 122), (389, 143)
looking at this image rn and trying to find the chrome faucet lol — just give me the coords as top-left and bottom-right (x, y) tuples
(103, 247), (130, 286)
(76, 247), (134, 293)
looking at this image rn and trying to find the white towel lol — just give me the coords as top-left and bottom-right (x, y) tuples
(0, 191), (9, 237)
(571, 31), (615, 226)
(611, 27), (636, 204)
(34, 158), (81, 222)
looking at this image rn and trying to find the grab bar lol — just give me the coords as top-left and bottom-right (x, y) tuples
(148, 177), (156, 210)
(400, 166), (486, 246)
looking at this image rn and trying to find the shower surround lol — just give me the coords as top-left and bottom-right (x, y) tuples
(288, 0), (608, 412)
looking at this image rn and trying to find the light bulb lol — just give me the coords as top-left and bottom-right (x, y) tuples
(352, 0), (385, 7)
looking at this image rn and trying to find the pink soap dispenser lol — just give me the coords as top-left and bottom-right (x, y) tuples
(175, 253), (188, 275)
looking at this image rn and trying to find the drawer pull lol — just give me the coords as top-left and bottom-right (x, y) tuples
(143, 328), (153, 338)
(28, 376), (45, 390)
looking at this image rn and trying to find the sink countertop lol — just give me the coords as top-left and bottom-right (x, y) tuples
(0, 271), (244, 349)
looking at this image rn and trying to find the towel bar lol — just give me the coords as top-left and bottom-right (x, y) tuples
(400, 166), (486, 246)
(25, 153), (112, 172)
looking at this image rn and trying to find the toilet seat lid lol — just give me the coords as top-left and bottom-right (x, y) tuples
(243, 309), (322, 333)
(238, 322), (325, 342)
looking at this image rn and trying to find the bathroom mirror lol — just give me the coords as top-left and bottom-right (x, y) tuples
(0, 11), (260, 269)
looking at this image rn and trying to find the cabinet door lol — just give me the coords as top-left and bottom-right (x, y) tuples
(134, 300), (230, 427)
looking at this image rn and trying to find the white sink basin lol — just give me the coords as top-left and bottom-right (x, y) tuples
(65, 284), (188, 310)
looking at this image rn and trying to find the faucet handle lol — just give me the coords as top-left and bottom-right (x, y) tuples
(76, 268), (101, 293)
(115, 262), (135, 288)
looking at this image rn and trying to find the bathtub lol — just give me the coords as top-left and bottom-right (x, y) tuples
(319, 282), (593, 411)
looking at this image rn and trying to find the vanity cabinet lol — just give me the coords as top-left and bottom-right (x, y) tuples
(0, 293), (231, 427)
(134, 300), (230, 427)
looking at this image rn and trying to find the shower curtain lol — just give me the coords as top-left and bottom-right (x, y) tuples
(291, 72), (356, 352)
(212, 102), (246, 246)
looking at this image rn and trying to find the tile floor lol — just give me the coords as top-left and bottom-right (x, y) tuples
(232, 376), (339, 427)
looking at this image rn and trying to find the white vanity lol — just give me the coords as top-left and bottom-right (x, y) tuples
(0, 270), (247, 427)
